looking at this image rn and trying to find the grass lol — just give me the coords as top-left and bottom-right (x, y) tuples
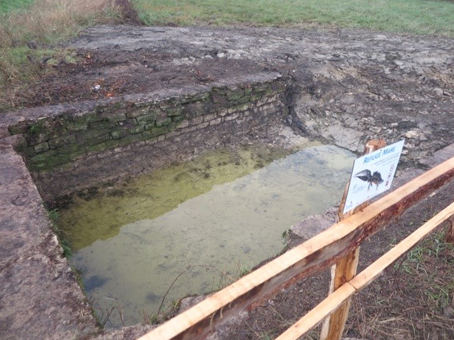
(132, 0), (454, 37)
(46, 207), (74, 257)
(2, 0), (454, 112)
(0, 0), (123, 107)
(350, 228), (454, 339)
(0, 0), (36, 15)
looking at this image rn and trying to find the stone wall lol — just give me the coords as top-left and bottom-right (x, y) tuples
(3, 73), (288, 201)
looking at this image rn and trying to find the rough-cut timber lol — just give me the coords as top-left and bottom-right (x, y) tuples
(321, 139), (386, 340)
(139, 157), (454, 340)
(447, 216), (454, 244)
(277, 200), (454, 340)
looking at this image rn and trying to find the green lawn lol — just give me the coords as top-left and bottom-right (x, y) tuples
(0, 0), (35, 15)
(133, 0), (454, 36)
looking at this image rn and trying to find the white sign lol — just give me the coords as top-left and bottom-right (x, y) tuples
(343, 140), (405, 214)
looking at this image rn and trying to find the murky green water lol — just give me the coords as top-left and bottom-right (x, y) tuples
(59, 145), (355, 328)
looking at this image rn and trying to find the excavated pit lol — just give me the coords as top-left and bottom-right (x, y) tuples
(1, 25), (454, 339)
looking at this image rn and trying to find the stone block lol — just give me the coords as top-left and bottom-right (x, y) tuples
(141, 130), (154, 140)
(190, 116), (204, 126)
(141, 127), (167, 140)
(109, 113), (127, 123)
(78, 129), (111, 146)
(45, 155), (70, 168)
(180, 125), (197, 134)
(212, 87), (228, 95)
(225, 113), (240, 121)
(110, 130), (129, 140)
(136, 112), (157, 125)
(68, 149), (87, 161)
(226, 89), (244, 101)
(88, 120), (115, 130)
(34, 142), (49, 153)
(165, 106), (184, 117)
(211, 93), (227, 105)
(218, 109), (229, 117)
(253, 83), (270, 94)
(150, 126), (168, 137)
(203, 113), (216, 122)
(48, 135), (76, 149)
(55, 144), (81, 155)
(156, 112), (172, 127)
(227, 103), (250, 114)
(126, 107), (149, 118)
(156, 117), (172, 127)
(118, 134), (144, 146)
(77, 128), (108, 142)
(28, 150), (56, 163)
(210, 118), (222, 126)
(165, 130), (181, 139)
(66, 122), (88, 132)
(82, 112), (102, 123)
(234, 95), (254, 105)
(86, 140), (118, 154)
(28, 152), (69, 171)
(26, 133), (47, 147)
(197, 122), (210, 130)
(183, 92), (210, 103)
(171, 115), (185, 123)
(166, 122), (176, 132)
(176, 120), (189, 129)
(184, 102), (207, 118)
(195, 92), (211, 101)
(128, 125), (145, 134)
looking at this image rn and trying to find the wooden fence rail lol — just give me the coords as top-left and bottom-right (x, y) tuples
(277, 201), (454, 339)
(139, 156), (454, 340)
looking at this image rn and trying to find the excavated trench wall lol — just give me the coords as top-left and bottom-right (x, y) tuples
(0, 72), (292, 338)
(3, 73), (288, 202)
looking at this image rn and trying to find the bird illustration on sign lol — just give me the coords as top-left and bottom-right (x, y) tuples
(354, 169), (384, 189)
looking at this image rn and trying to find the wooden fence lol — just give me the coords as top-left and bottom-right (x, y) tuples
(139, 155), (454, 340)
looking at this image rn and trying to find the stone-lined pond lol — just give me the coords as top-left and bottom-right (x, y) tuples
(58, 144), (355, 327)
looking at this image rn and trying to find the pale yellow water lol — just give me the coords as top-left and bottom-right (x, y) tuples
(59, 145), (355, 328)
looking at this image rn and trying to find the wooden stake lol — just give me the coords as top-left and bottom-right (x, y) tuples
(446, 216), (454, 244)
(320, 139), (386, 340)
(277, 201), (454, 340)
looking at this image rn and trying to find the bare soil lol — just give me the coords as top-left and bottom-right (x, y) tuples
(216, 175), (454, 340)
(2, 49), (266, 110)
(3, 24), (454, 165)
(2, 22), (454, 340)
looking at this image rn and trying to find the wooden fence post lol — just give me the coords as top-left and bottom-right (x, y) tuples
(320, 139), (386, 340)
(446, 216), (454, 244)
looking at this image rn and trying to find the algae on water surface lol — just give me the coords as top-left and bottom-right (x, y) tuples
(59, 145), (292, 251)
(58, 144), (355, 327)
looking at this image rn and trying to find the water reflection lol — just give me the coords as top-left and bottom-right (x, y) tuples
(64, 145), (355, 327)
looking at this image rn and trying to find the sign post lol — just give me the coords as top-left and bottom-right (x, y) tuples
(343, 140), (405, 214)
(321, 139), (404, 340)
